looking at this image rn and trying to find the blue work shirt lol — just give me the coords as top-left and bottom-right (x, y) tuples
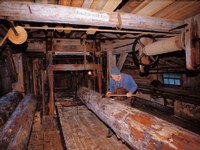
(109, 73), (138, 93)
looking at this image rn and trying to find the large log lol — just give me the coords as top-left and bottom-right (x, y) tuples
(77, 87), (200, 150)
(0, 94), (37, 150)
(0, 92), (23, 129)
(0, 1), (183, 32)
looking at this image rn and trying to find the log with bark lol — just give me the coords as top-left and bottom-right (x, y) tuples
(0, 91), (23, 129)
(77, 87), (200, 150)
(0, 94), (37, 150)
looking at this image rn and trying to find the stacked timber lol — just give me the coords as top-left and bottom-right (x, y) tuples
(78, 87), (200, 150)
(0, 94), (37, 150)
(0, 92), (23, 129)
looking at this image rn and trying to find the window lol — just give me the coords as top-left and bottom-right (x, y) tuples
(163, 73), (181, 85)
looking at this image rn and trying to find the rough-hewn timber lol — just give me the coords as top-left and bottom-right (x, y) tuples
(0, 95), (37, 150)
(77, 87), (200, 150)
(0, 91), (23, 129)
(0, 1), (183, 32)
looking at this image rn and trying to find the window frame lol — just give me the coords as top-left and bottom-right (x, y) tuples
(163, 73), (182, 86)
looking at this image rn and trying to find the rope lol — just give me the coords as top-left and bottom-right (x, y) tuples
(116, 13), (122, 30)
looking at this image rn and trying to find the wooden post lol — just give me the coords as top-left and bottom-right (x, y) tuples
(0, 92), (23, 129)
(0, 94), (37, 150)
(12, 53), (25, 95)
(117, 53), (128, 71)
(3, 50), (18, 82)
(78, 87), (200, 150)
(184, 13), (200, 70)
(107, 50), (114, 91)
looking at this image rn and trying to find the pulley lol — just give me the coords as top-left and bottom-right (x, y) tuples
(7, 26), (27, 45)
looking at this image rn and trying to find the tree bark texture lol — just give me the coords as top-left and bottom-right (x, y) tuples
(0, 94), (37, 150)
(77, 87), (200, 150)
(0, 92), (23, 129)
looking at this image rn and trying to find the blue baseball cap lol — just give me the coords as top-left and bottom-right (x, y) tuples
(111, 67), (120, 75)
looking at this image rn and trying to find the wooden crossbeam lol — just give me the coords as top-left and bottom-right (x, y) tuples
(117, 52), (128, 71)
(103, 0), (122, 12)
(0, 1), (183, 32)
(82, 0), (93, 8)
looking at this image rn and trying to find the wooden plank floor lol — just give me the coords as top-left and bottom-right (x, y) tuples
(28, 115), (63, 150)
(57, 105), (130, 150)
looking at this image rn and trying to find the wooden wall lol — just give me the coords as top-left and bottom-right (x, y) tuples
(0, 60), (12, 96)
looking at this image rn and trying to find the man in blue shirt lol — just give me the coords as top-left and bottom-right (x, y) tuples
(106, 66), (138, 105)
(106, 67), (138, 138)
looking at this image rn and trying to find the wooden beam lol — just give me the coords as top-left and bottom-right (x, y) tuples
(119, 0), (144, 13)
(99, 33), (118, 38)
(71, 0), (84, 7)
(110, 39), (135, 49)
(102, 0), (122, 12)
(107, 50), (113, 76)
(82, 0), (93, 8)
(12, 54), (25, 94)
(78, 87), (200, 150)
(90, 0), (107, 10)
(136, 0), (175, 16)
(59, 0), (71, 6)
(113, 45), (133, 55)
(131, 0), (151, 14)
(112, 55), (116, 67)
(0, 1), (183, 32)
(138, 85), (200, 105)
(117, 53), (128, 71)
(34, 0), (48, 4)
(164, 1), (199, 20)
(102, 39), (135, 54)
(153, 1), (200, 20)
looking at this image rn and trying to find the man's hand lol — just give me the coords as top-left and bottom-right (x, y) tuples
(126, 92), (133, 97)
(106, 91), (112, 98)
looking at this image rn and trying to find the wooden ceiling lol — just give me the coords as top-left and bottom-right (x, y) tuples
(0, 0), (199, 40)
(7, 0), (200, 20)
(0, 1), (199, 71)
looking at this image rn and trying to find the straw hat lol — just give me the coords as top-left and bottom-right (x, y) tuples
(8, 26), (27, 45)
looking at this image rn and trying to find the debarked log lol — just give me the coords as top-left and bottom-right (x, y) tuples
(77, 87), (200, 150)
(0, 92), (23, 129)
(0, 94), (37, 150)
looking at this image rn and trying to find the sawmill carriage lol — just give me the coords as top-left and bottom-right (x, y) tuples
(0, 0), (200, 150)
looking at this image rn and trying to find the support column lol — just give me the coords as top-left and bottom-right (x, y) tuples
(48, 68), (54, 115)
(107, 50), (113, 76)
(107, 49), (116, 91)
(117, 53), (128, 71)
